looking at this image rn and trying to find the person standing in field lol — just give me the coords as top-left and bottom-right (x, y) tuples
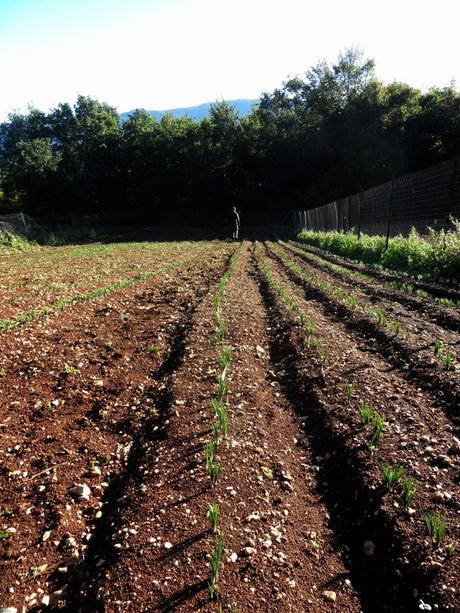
(232, 205), (241, 239)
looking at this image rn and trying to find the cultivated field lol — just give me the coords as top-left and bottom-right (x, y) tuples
(0, 240), (459, 612)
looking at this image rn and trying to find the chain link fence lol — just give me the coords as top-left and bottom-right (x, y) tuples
(0, 212), (36, 236)
(295, 157), (460, 238)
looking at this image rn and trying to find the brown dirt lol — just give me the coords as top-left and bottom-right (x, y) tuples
(0, 240), (459, 612)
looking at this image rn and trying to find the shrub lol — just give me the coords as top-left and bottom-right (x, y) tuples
(297, 221), (460, 284)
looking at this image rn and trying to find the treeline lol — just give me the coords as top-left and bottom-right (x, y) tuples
(1, 49), (459, 226)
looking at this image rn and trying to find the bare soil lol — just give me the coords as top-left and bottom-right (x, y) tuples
(0, 240), (458, 612)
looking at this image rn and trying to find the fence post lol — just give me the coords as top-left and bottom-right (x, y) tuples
(385, 180), (394, 250)
(448, 157), (459, 219)
(20, 211), (28, 234)
(357, 193), (362, 240)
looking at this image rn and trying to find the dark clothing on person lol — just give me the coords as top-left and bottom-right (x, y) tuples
(232, 207), (240, 239)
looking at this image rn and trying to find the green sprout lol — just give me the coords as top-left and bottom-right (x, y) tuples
(442, 351), (453, 369)
(219, 346), (232, 370)
(60, 364), (80, 377)
(433, 339), (442, 357)
(208, 532), (225, 599)
(208, 503), (220, 533)
(377, 309), (387, 326)
(147, 344), (161, 354)
(209, 460), (221, 486)
(360, 403), (374, 425)
(382, 465), (405, 488)
(423, 510), (446, 547)
(204, 440), (217, 470)
(214, 321), (228, 344)
(216, 374), (228, 399)
(369, 412), (385, 448)
(400, 477), (415, 508)
(347, 295), (358, 309)
(215, 403), (228, 439)
(345, 383), (353, 402)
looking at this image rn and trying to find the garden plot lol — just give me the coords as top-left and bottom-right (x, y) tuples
(0, 240), (459, 612)
(0, 241), (206, 323)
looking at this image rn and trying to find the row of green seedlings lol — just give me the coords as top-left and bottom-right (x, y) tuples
(213, 250), (239, 343)
(290, 240), (460, 310)
(255, 245), (327, 368)
(206, 249), (240, 602)
(382, 463), (451, 554)
(261, 249), (451, 558)
(273, 243), (456, 370)
(0, 247), (209, 331)
(349, 386), (450, 554)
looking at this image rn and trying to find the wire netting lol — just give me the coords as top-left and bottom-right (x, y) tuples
(296, 158), (460, 237)
(0, 212), (37, 236)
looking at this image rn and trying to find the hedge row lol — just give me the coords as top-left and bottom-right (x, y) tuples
(297, 222), (460, 285)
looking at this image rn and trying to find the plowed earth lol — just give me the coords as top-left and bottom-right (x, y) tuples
(0, 240), (459, 613)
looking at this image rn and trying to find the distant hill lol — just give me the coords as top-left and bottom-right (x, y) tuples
(120, 99), (259, 122)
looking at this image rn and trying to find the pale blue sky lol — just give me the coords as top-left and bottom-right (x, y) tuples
(1, 0), (459, 120)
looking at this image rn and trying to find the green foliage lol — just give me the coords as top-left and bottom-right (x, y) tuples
(369, 412), (385, 448)
(360, 403), (374, 424)
(382, 465), (405, 487)
(345, 383), (353, 401)
(400, 477), (415, 508)
(0, 230), (35, 250)
(208, 531), (225, 599)
(2, 48), (460, 226)
(423, 510), (446, 547)
(0, 530), (11, 541)
(147, 344), (161, 354)
(297, 225), (460, 284)
(208, 503), (220, 533)
(219, 346), (232, 370)
(59, 364), (80, 377)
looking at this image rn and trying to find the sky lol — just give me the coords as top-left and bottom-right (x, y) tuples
(1, 0), (460, 120)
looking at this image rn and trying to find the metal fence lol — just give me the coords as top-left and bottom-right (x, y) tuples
(0, 212), (34, 236)
(295, 157), (460, 238)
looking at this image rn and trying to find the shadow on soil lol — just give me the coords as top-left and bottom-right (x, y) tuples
(253, 252), (433, 613)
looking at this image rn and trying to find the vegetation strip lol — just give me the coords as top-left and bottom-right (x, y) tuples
(206, 244), (241, 601)
(297, 224), (460, 287)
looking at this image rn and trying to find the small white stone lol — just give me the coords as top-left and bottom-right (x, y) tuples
(323, 590), (337, 602)
(164, 542), (173, 549)
(42, 530), (51, 542)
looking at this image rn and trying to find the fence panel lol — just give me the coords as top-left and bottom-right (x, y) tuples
(297, 157), (460, 237)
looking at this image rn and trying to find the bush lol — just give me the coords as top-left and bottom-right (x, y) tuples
(297, 221), (460, 285)
(0, 230), (35, 250)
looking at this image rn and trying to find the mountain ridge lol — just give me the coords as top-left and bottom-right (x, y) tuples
(120, 98), (259, 122)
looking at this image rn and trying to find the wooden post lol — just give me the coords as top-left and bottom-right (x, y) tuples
(385, 180), (394, 250)
(357, 193), (362, 241)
